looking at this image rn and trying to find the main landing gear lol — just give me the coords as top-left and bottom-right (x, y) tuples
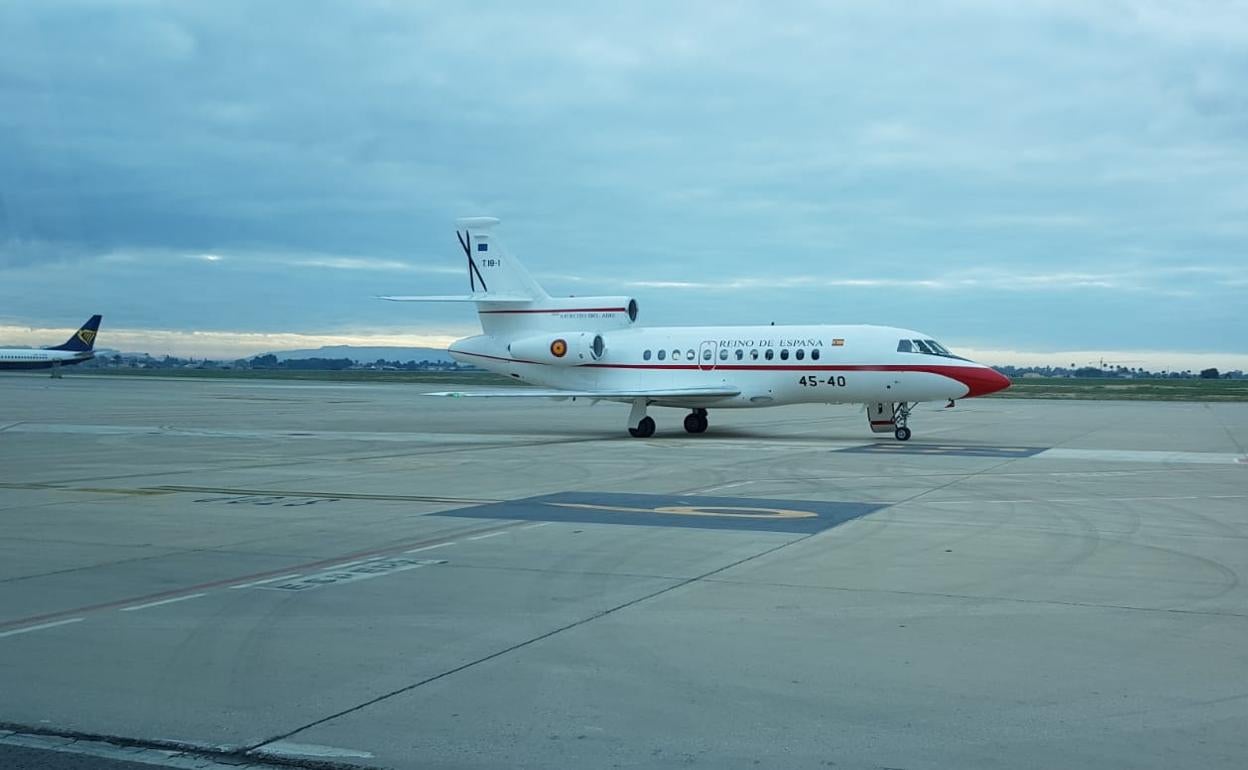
(626, 403), (710, 438)
(627, 399), (656, 438)
(629, 416), (656, 438)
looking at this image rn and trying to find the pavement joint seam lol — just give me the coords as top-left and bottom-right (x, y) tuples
(243, 529), (827, 753)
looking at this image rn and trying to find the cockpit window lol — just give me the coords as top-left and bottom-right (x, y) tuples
(899, 338), (964, 359)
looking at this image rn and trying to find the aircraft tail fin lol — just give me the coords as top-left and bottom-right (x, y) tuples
(47, 315), (102, 352)
(383, 218), (638, 336)
(454, 217), (549, 301)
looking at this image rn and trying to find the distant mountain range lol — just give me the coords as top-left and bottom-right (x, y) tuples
(268, 345), (454, 363)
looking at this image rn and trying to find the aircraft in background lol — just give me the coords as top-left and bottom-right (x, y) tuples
(384, 219), (1009, 439)
(0, 315), (103, 377)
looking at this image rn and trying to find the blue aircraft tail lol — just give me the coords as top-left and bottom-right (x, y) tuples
(47, 315), (102, 352)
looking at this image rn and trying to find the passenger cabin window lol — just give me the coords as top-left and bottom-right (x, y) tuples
(657, 349), (666, 361)
(811, 348), (820, 361)
(750, 349), (759, 360)
(702, 349), (713, 361)
(686, 349), (695, 361)
(795, 349), (805, 360)
(643, 350), (651, 361)
(765, 349), (774, 360)
(719, 349), (729, 361)
(735, 349), (744, 360)
(897, 339), (913, 353)
(780, 349), (789, 361)
(672, 349), (680, 360)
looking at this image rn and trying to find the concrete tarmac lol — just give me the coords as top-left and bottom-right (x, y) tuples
(1, 374), (1246, 769)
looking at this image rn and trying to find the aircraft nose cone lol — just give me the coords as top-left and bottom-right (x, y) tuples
(962, 366), (1011, 397)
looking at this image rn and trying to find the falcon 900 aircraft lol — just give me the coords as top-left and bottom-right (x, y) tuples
(384, 219), (1009, 439)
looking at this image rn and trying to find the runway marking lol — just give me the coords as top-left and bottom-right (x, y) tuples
(838, 443), (1048, 458)
(467, 531), (507, 541)
(0, 618), (83, 639)
(1036, 448), (1248, 465)
(119, 593), (206, 612)
(406, 542), (456, 553)
(230, 574), (302, 589)
(442, 491), (887, 534)
(0, 520), (523, 632)
(923, 494), (1248, 505)
(155, 485), (498, 505)
(259, 558), (446, 592)
(521, 521), (553, 529)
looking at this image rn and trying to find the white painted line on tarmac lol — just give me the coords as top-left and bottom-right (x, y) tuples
(0, 731), (256, 769)
(253, 740), (374, 759)
(406, 541), (456, 553)
(521, 521), (553, 529)
(924, 494), (1248, 505)
(119, 593), (207, 612)
(467, 530), (507, 541)
(1035, 447), (1246, 465)
(688, 480), (755, 494)
(230, 573), (302, 589)
(0, 617), (84, 639)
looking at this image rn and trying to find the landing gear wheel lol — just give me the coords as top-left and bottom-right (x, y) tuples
(683, 413), (708, 434)
(894, 426), (912, 441)
(629, 416), (656, 438)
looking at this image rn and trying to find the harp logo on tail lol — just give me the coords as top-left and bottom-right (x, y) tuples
(77, 329), (96, 346)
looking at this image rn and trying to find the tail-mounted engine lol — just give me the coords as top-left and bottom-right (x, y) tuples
(509, 332), (606, 365)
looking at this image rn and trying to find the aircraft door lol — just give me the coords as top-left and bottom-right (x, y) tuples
(698, 340), (718, 372)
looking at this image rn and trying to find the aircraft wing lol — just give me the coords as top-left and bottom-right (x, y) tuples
(426, 386), (740, 400)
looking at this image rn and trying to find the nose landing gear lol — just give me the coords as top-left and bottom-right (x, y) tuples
(867, 401), (914, 441)
(893, 403), (912, 441)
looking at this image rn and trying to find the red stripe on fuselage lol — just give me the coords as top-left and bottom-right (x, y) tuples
(449, 350), (1009, 396)
(477, 307), (627, 315)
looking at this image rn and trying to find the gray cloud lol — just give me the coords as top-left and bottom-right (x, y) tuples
(1, 1), (1246, 355)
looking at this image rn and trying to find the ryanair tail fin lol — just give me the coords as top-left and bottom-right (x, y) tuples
(47, 315), (102, 352)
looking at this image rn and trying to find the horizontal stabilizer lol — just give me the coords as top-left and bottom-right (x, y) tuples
(378, 295), (533, 303)
(425, 386), (740, 400)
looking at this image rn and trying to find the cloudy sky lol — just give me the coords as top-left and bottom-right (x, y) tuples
(2, 0), (1246, 367)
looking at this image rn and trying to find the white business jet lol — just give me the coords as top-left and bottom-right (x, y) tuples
(384, 218), (1009, 439)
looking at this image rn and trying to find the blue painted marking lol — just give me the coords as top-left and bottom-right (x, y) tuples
(438, 491), (887, 534)
(838, 443), (1047, 458)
